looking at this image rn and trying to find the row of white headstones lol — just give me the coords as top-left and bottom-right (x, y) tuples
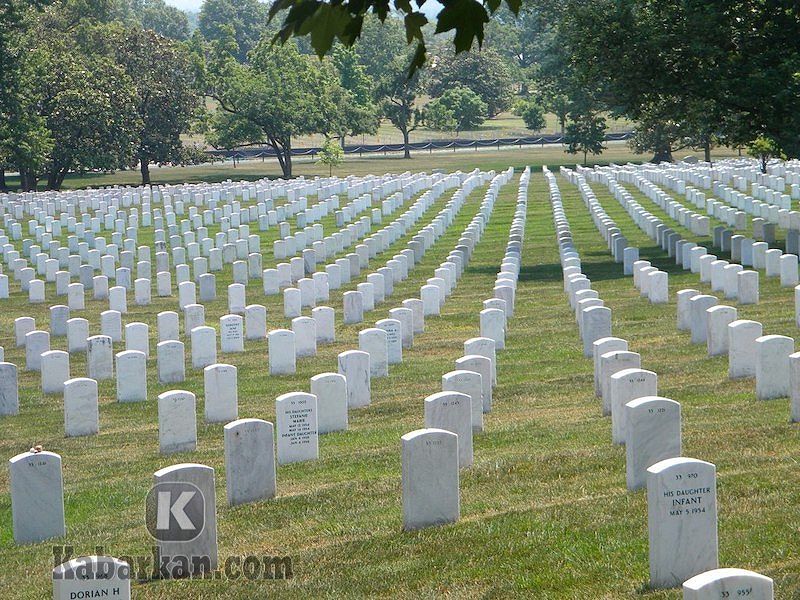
(575, 160), (800, 417)
(5, 167), (483, 517)
(5, 169), (466, 541)
(6, 167), (520, 597)
(547, 163), (775, 599)
(1, 169), (496, 427)
(0, 169), (467, 417)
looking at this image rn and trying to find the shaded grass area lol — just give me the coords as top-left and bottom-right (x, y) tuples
(0, 165), (797, 598)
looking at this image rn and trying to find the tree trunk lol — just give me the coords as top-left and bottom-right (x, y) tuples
(0, 169), (6, 192)
(402, 128), (411, 159)
(140, 160), (151, 186)
(559, 113), (566, 135)
(583, 150), (588, 166)
(55, 169), (67, 190)
(279, 146), (292, 178)
(46, 168), (65, 191)
(761, 155), (767, 174)
(284, 145), (292, 178)
(651, 146), (673, 164)
(339, 135), (346, 150)
(704, 139), (711, 164)
(19, 169), (37, 192)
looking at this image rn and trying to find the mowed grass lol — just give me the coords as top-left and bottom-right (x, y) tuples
(0, 155), (798, 598)
(182, 109), (632, 148)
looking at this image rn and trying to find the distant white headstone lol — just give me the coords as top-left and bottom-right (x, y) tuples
(625, 396), (681, 490)
(150, 463), (218, 578)
(116, 350), (146, 402)
(63, 378), (99, 437)
(337, 350), (370, 408)
(424, 391), (473, 468)
(157, 340), (186, 384)
(158, 390), (197, 454)
(268, 329), (296, 375)
(310, 372), (348, 433)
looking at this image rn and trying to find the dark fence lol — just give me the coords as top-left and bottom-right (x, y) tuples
(208, 131), (635, 160)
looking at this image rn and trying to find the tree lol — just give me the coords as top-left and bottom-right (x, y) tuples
(379, 53), (423, 158)
(519, 100), (546, 132)
(485, 2), (565, 93)
(423, 101), (457, 133)
(140, 0), (190, 40)
(628, 116), (683, 164)
(429, 86), (486, 134)
(428, 48), (513, 117)
(0, 0), (54, 191)
(558, 0), (800, 162)
(317, 138), (344, 176)
(352, 15), (405, 82)
(351, 16), (422, 158)
(199, 0), (268, 62)
(564, 112), (606, 165)
(329, 46), (379, 146)
(208, 40), (338, 177)
(32, 44), (140, 189)
(748, 137), (785, 175)
(110, 0), (190, 40)
(109, 26), (201, 184)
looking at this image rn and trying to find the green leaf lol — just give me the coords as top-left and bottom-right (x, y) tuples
(407, 41), (426, 77)
(395, 0), (413, 14)
(503, 0), (521, 15)
(373, 0), (391, 21)
(340, 16), (364, 46)
(404, 12), (428, 43)
(268, 0), (293, 21)
(435, 0), (490, 53)
(297, 3), (355, 57)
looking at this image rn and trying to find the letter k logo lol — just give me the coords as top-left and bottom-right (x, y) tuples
(157, 491), (196, 531)
(146, 481), (205, 542)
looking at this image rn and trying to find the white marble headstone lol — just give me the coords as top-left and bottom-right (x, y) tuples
(10, 450), (66, 543)
(424, 391), (473, 468)
(310, 372), (348, 433)
(275, 392), (319, 465)
(53, 555), (131, 600)
(203, 363), (238, 423)
(401, 428), (459, 531)
(647, 457), (718, 589)
(224, 418), (276, 506)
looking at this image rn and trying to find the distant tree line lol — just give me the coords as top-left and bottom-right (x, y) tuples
(6, 0), (792, 189)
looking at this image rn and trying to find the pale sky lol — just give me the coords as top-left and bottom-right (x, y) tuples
(165, 0), (203, 10)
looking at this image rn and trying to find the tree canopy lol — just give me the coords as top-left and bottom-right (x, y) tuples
(206, 39), (339, 177)
(199, 0), (269, 62)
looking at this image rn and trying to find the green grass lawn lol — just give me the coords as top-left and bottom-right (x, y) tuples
(1, 152), (797, 598)
(183, 111), (634, 149)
